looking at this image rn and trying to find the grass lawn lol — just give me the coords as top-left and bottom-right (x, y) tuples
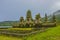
(0, 35), (22, 40)
(0, 28), (33, 31)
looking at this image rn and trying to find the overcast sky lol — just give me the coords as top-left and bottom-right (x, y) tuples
(0, 0), (60, 21)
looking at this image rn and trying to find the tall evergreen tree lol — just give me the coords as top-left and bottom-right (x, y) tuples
(35, 13), (42, 28)
(35, 13), (41, 20)
(26, 10), (33, 21)
(20, 17), (24, 22)
(19, 16), (24, 28)
(25, 10), (33, 28)
(52, 13), (56, 23)
(45, 13), (48, 22)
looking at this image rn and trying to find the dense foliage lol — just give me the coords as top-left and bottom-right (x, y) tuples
(15, 10), (56, 28)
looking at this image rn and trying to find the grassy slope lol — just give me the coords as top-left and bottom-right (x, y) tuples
(0, 25), (60, 40)
(26, 25), (60, 40)
(0, 21), (19, 26)
(0, 35), (22, 40)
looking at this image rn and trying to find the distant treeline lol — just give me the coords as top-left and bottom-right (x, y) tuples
(0, 21), (19, 26)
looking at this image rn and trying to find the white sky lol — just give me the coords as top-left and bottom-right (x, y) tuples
(0, 0), (60, 21)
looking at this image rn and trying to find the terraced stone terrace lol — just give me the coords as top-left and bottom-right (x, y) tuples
(0, 28), (46, 37)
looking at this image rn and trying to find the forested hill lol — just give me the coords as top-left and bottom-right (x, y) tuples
(48, 10), (60, 24)
(0, 10), (60, 26)
(0, 21), (19, 26)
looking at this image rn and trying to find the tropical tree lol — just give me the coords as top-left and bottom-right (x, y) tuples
(45, 13), (48, 23)
(35, 13), (41, 20)
(20, 17), (24, 22)
(26, 10), (33, 20)
(19, 16), (24, 28)
(25, 10), (33, 28)
(52, 13), (56, 23)
(35, 13), (42, 28)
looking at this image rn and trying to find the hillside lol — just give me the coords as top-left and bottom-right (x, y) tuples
(0, 25), (59, 40)
(26, 25), (60, 40)
(0, 21), (19, 26)
(54, 10), (60, 23)
(48, 10), (60, 24)
(0, 10), (60, 26)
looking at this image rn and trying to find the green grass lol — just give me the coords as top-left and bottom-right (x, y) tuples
(0, 25), (60, 40)
(26, 25), (60, 40)
(0, 28), (32, 31)
(0, 35), (22, 40)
